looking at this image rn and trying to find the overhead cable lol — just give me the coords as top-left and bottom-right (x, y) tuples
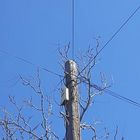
(72, 0), (75, 60)
(79, 5), (140, 74)
(91, 83), (140, 108)
(0, 49), (63, 77)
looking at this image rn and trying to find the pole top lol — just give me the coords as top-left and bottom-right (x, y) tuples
(65, 59), (76, 65)
(65, 59), (78, 79)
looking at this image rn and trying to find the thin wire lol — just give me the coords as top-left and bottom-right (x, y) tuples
(72, 0), (75, 60)
(91, 83), (140, 108)
(79, 5), (140, 75)
(53, 73), (140, 108)
(0, 49), (63, 78)
(50, 75), (140, 108)
(106, 89), (140, 107)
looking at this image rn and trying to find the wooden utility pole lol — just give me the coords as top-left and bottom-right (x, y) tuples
(65, 60), (80, 140)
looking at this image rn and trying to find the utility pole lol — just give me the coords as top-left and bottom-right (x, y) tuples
(64, 60), (80, 140)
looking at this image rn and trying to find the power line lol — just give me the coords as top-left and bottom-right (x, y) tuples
(91, 83), (140, 108)
(63, 69), (140, 108)
(106, 89), (140, 108)
(79, 5), (140, 75)
(0, 49), (63, 78)
(40, 67), (63, 77)
(54, 75), (140, 108)
(40, 60), (140, 109)
(72, 0), (75, 60)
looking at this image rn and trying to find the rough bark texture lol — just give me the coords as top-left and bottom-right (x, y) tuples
(65, 60), (80, 140)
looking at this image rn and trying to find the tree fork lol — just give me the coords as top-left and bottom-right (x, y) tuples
(65, 60), (80, 140)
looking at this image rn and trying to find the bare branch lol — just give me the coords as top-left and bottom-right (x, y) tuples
(114, 126), (118, 140)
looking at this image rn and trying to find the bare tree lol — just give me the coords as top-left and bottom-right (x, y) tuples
(0, 43), (123, 140)
(0, 69), (59, 140)
(58, 42), (123, 140)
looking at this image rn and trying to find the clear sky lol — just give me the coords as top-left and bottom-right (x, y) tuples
(0, 0), (140, 139)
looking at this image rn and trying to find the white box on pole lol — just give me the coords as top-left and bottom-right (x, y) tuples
(61, 86), (69, 105)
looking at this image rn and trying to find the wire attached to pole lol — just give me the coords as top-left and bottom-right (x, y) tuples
(0, 49), (63, 77)
(72, 0), (75, 60)
(79, 5), (140, 74)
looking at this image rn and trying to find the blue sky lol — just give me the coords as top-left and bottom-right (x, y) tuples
(0, 0), (140, 139)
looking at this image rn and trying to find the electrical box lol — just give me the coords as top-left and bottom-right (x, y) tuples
(61, 87), (69, 105)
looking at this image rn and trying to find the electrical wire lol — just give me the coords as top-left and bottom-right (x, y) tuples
(106, 89), (140, 108)
(72, 0), (75, 60)
(51, 74), (140, 108)
(0, 49), (63, 78)
(79, 5), (140, 75)
(90, 83), (140, 108)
